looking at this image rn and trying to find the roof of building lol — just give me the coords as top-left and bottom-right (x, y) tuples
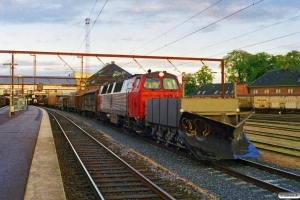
(0, 76), (77, 85)
(86, 63), (132, 86)
(248, 67), (300, 87)
(190, 83), (235, 96)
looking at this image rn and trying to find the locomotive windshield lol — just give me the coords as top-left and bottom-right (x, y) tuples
(144, 78), (161, 89)
(163, 78), (179, 90)
(143, 77), (179, 90)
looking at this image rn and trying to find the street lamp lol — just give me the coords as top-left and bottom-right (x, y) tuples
(4, 62), (18, 116)
(3, 54), (18, 117)
(17, 74), (22, 95)
(233, 73), (239, 98)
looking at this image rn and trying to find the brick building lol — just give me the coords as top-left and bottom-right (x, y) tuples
(247, 66), (300, 95)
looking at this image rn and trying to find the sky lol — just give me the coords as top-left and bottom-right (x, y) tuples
(0, 0), (300, 83)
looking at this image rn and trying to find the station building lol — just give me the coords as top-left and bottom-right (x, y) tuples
(190, 66), (300, 96)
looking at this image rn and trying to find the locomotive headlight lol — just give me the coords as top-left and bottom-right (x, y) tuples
(159, 72), (164, 77)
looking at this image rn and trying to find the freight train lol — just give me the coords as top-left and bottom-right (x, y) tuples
(43, 70), (262, 160)
(238, 94), (300, 113)
(0, 95), (9, 108)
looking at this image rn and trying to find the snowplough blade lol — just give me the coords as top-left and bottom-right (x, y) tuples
(178, 111), (262, 160)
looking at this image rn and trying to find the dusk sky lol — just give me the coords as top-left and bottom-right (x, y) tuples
(0, 0), (299, 82)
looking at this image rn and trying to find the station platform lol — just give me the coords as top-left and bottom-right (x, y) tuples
(0, 106), (65, 200)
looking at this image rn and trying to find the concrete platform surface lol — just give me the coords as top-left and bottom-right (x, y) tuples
(0, 106), (65, 200)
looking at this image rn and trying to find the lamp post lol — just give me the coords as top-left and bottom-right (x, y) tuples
(3, 54), (18, 117)
(181, 72), (186, 97)
(233, 73), (239, 98)
(17, 74), (22, 95)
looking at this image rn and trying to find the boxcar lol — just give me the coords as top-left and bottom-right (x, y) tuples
(82, 88), (99, 117)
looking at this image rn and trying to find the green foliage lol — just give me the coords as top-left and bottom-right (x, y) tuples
(184, 73), (198, 96)
(223, 50), (300, 83)
(183, 66), (215, 96)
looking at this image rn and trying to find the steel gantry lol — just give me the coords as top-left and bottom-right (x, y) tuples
(0, 50), (226, 98)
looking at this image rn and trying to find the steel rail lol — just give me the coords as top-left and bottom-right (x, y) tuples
(48, 109), (176, 200)
(251, 140), (300, 151)
(210, 163), (295, 193)
(246, 130), (300, 141)
(254, 146), (300, 158)
(115, 126), (299, 194)
(239, 159), (300, 182)
(48, 111), (105, 200)
(48, 108), (298, 195)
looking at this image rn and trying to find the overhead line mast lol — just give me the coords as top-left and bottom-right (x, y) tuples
(85, 18), (90, 77)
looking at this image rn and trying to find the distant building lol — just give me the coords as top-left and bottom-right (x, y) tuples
(86, 62), (132, 86)
(189, 82), (248, 97)
(247, 66), (300, 95)
(190, 67), (300, 97)
(0, 75), (77, 96)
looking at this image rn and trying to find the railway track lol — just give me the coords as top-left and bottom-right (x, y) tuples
(245, 129), (300, 141)
(48, 108), (300, 198)
(249, 114), (300, 123)
(47, 109), (201, 200)
(138, 134), (300, 194)
(244, 114), (300, 157)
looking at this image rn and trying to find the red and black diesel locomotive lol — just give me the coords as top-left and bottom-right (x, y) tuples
(46, 70), (261, 160)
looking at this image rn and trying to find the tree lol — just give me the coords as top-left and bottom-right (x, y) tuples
(222, 49), (300, 84)
(183, 73), (197, 96)
(285, 50), (300, 68)
(223, 50), (251, 82)
(183, 66), (215, 96)
(246, 52), (274, 82)
(195, 66), (215, 86)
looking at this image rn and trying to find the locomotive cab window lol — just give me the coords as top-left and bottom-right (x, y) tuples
(144, 78), (160, 89)
(163, 78), (179, 90)
(107, 84), (113, 93)
(133, 78), (140, 90)
(101, 85), (108, 94)
(113, 81), (123, 93)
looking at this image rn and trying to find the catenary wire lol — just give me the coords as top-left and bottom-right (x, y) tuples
(207, 31), (300, 58)
(181, 14), (300, 56)
(127, 0), (223, 55)
(145, 0), (264, 56)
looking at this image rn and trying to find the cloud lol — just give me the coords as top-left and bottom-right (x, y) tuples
(0, 0), (88, 24)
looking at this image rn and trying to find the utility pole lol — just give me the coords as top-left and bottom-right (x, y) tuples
(85, 18), (90, 78)
(3, 53), (18, 117)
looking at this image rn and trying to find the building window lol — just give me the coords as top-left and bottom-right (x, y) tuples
(276, 89), (281, 94)
(264, 89), (269, 94)
(253, 89), (258, 94)
(288, 88), (293, 93)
